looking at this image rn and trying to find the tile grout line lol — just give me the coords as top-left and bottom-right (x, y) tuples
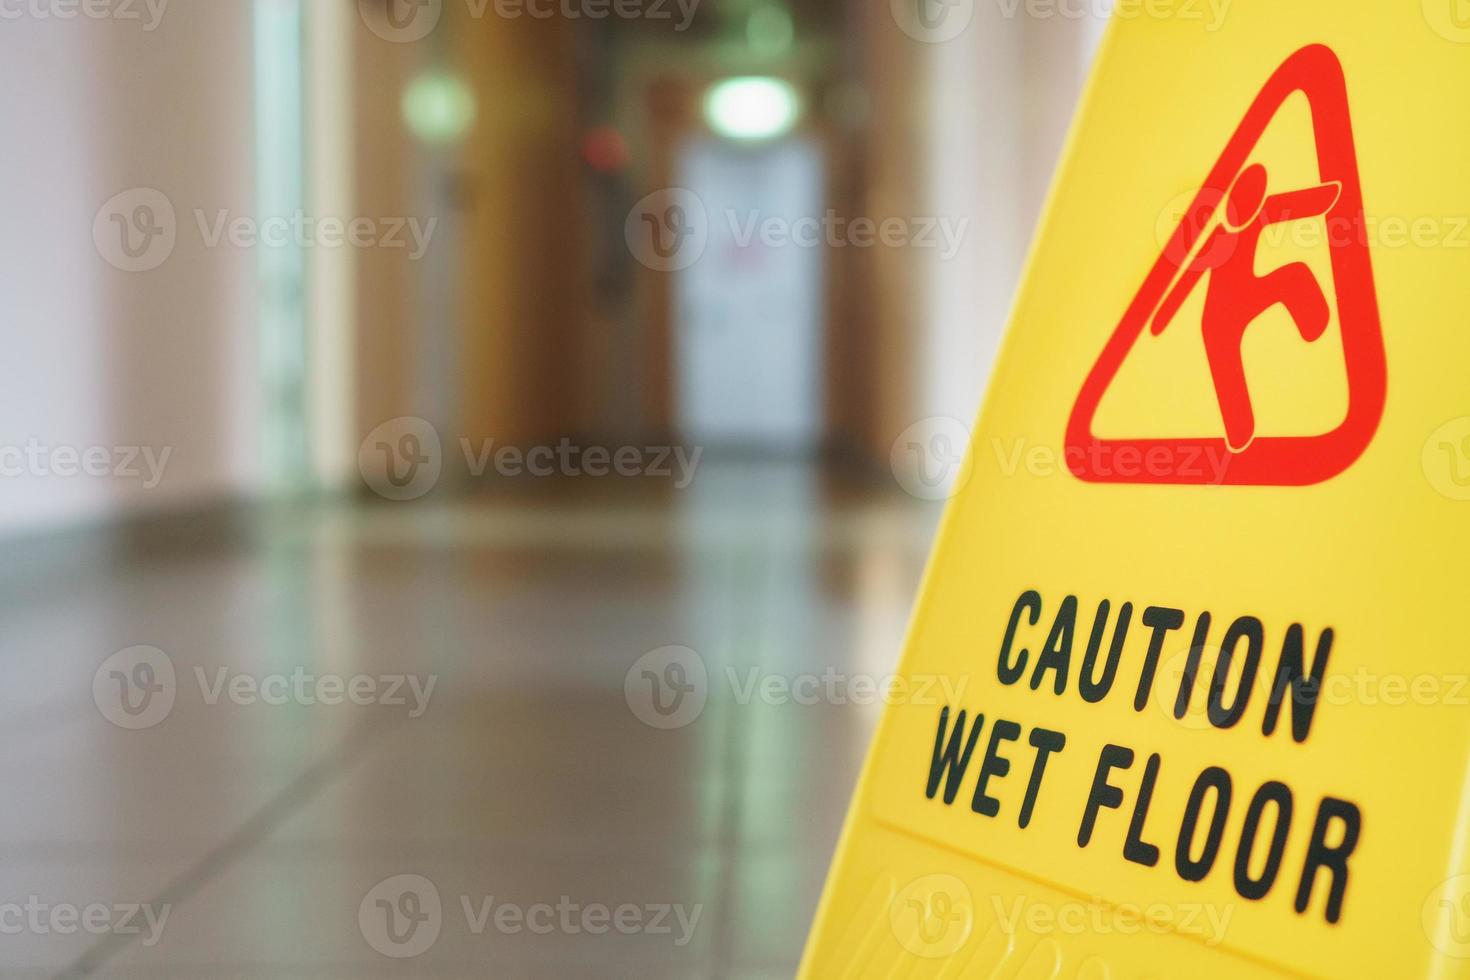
(54, 715), (400, 979)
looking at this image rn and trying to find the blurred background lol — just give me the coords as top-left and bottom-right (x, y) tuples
(0, 0), (1108, 975)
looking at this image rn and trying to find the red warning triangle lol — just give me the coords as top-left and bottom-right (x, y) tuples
(1066, 44), (1385, 486)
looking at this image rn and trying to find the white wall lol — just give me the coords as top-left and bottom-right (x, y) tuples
(915, 5), (1109, 427)
(0, 0), (261, 535)
(915, 6), (1025, 427)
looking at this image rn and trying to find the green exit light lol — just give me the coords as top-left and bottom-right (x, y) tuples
(704, 77), (801, 142)
(402, 70), (477, 146)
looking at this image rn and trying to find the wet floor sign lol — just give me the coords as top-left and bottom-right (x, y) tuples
(802, 6), (1470, 978)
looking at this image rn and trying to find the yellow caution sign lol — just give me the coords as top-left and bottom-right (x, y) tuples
(803, 6), (1470, 977)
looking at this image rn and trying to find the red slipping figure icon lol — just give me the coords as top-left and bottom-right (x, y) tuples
(1066, 45), (1385, 486)
(1150, 164), (1341, 453)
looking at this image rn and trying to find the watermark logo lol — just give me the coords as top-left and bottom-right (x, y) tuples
(93, 645), (176, 731)
(1424, 417), (1470, 501)
(94, 188), (176, 273)
(95, 189), (436, 272)
(360, 0), (442, 42)
(1157, 188), (1470, 259)
(192, 210), (437, 259)
(891, 417), (973, 500)
(997, 0), (1227, 30)
(891, 0), (974, 42)
(360, 421), (703, 500)
(1156, 188), (1225, 263)
(627, 189), (967, 269)
(194, 667), (437, 717)
(889, 874), (973, 958)
(0, 898), (170, 947)
(992, 435), (1233, 485)
(626, 188), (708, 272)
(1424, 0), (1470, 43)
(1157, 651), (1470, 723)
(624, 646), (707, 730)
(360, 874), (443, 958)
(1425, 874), (1470, 957)
(0, 0), (170, 30)
(625, 650), (965, 728)
(727, 667), (968, 709)
(479, 0), (700, 28)
(462, 438), (701, 486)
(359, 876), (700, 954)
(632, 193), (969, 268)
(992, 894), (1233, 945)
(0, 441), (171, 488)
(361, 0), (698, 39)
(94, 646), (437, 727)
(1152, 645), (1225, 733)
(726, 211), (968, 259)
(459, 894), (700, 944)
(359, 417), (444, 501)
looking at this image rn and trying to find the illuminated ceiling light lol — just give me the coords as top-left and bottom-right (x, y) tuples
(746, 5), (794, 58)
(402, 70), (477, 146)
(704, 77), (801, 142)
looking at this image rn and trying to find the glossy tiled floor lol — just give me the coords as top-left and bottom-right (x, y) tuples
(0, 460), (938, 978)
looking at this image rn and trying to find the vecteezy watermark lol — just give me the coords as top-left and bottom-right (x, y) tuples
(624, 646), (707, 730)
(624, 189), (708, 272)
(478, 0), (699, 29)
(989, 436), (1234, 485)
(726, 666), (969, 709)
(460, 438), (700, 487)
(1152, 644), (1229, 733)
(93, 188), (176, 273)
(191, 210), (436, 258)
(891, 0), (1228, 44)
(92, 646), (437, 730)
(359, 417), (444, 501)
(358, 0), (698, 43)
(0, 440), (171, 488)
(93, 188), (437, 273)
(1424, 873), (1470, 958)
(0, 0), (169, 30)
(359, 876), (442, 958)
(993, 0), (1228, 30)
(92, 646), (176, 731)
(358, 875), (702, 959)
(1423, 0), (1470, 43)
(991, 894), (1235, 946)
(0, 897), (170, 947)
(890, 0), (975, 43)
(1150, 642), (1470, 735)
(358, 416), (704, 501)
(1423, 416), (1470, 501)
(1156, 189), (1470, 257)
(890, 417), (974, 501)
(623, 647), (969, 730)
(720, 211), (969, 260)
(193, 666), (436, 718)
(889, 874), (974, 958)
(624, 188), (970, 271)
(359, 0), (444, 42)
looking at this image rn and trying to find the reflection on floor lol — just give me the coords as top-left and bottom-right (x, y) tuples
(0, 460), (939, 978)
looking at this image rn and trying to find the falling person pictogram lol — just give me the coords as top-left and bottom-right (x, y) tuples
(1148, 163), (1342, 452)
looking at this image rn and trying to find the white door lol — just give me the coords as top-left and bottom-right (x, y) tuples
(674, 136), (824, 451)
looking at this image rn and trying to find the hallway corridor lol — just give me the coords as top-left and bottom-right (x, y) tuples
(3, 462), (936, 978)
